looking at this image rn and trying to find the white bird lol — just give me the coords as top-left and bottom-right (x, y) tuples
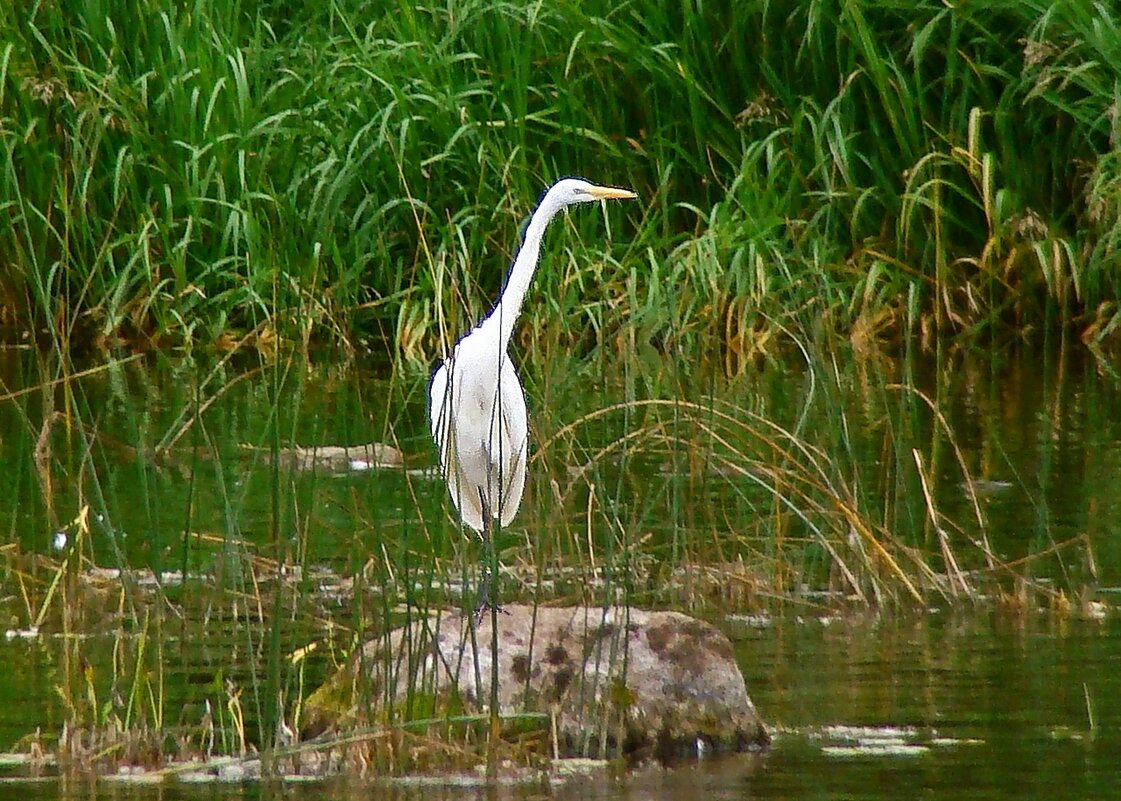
(429, 177), (636, 605)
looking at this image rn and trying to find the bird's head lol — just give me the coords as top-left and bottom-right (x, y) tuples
(547, 177), (637, 208)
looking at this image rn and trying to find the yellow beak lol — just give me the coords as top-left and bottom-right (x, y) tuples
(587, 184), (638, 201)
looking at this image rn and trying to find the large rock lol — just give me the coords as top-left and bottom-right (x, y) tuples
(303, 605), (769, 760)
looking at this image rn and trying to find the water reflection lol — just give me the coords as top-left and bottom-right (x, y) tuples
(1, 344), (1118, 588)
(0, 343), (1119, 798)
(2, 612), (1116, 800)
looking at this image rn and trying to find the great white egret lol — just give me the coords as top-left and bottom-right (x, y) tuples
(429, 177), (637, 609)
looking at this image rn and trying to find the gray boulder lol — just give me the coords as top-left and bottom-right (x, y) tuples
(303, 605), (769, 760)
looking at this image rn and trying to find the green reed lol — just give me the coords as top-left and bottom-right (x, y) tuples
(1, 0), (1118, 361)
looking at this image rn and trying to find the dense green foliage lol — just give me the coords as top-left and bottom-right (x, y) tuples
(2, 0), (1119, 361)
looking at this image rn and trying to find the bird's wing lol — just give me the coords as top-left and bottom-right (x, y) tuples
(429, 359), (486, 531)
(449, 451), (486, 532)
(494, 359), (529, 527)
(428, 362), (449, 456)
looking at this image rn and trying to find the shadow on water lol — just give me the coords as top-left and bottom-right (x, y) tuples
(0, 341), (1118, 799)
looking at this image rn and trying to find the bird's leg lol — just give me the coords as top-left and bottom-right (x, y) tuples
(472, 489), (505, 622)
(475, 492), (503, 773)
(474, 518), (493, 621)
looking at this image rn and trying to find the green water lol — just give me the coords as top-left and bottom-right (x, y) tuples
(0, 344), (1119, 799)
(3, 612), (1118, 799)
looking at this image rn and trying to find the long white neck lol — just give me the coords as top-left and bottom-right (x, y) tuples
(482, 190), (567, 352)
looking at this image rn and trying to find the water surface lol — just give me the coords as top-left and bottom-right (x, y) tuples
(0, 343), (1118, 799)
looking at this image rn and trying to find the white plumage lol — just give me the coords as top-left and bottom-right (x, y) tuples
(429, 177), (636, 535)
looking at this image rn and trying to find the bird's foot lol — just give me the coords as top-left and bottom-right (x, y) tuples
(469, 564), (509, 625)
(471, 597), (509, 626)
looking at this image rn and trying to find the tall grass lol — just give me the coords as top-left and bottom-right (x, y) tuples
(1, 0), (1118, 362)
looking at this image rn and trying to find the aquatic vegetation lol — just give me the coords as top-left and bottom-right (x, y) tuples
(1, 337), (1112, 779)
(1, 0), (1119, 361)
